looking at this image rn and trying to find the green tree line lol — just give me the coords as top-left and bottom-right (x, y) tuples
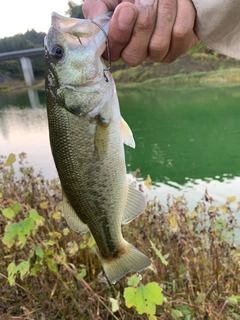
(0, 1), (83, 80)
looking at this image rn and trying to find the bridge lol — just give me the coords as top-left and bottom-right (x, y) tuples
(0, 48), (45, 86)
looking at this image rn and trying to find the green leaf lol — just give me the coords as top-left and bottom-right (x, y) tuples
(7, 262), (18, 286)
(46, 240), (55, 246)
(127, 274), (140, 287)
(150, 240), (168, 266)
(35, 246), (43, 259)
(13, 203), (22, 214)
(76, 269), (86, 280)
(19, 218), (35, 246)
(212, 218), (226, 231)
(2, 224), (18, 248)
(18, 261), (30, 280)
(228, 295), (240, 305)
(80, 243), (87, 249)
(124, 282), (163, 316)
(109, 298), (119, 313)
(2, 208), (15, 219)
(30, 263), (41, 276)
(178, 304), (192, 316)
(44, 250), (54, 257)
(46, 258), (58, 272)
(29, 209), (44, 226)
(87, 235), (95, 248)
(4, 153), (16, 167)
(7, 260), (30, 286)
(171, 308), (184, 319)
(2, 217), (36, 248)
(63, 228), (70, 236)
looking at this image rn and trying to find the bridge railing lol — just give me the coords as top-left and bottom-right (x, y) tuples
(0, 48), (45, 86)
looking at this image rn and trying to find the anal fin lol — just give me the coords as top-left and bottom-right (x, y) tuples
(122, 183), (147, 225)
(62, 191), (89, 233)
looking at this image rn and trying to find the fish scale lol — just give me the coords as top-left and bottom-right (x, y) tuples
(45, 12), (151, 283)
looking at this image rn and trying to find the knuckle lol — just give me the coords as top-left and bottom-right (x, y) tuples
(135, 8), (156, 33)
(149, 40), (169, 56)
(161, 0), (176, 12)
(135, 18), (152, 33)
(172, 23), (191, 41)
(121, 52), (144, 67)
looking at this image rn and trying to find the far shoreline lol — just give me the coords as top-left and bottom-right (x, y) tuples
(1, 53), (240, 92)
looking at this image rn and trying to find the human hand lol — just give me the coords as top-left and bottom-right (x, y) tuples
(82, 0), (200, 66)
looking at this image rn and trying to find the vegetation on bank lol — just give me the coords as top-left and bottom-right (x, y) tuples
(113, 53), (240, 88)
(0, 153), (240, 319)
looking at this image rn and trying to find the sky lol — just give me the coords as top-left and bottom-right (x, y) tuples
(0, 0), (76, 39)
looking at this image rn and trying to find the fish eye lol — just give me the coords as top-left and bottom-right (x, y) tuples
(50, 45), (64, 60)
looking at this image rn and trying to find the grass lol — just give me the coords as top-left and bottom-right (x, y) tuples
(111, 50), (240, 88)
(0, 153), (240, 319)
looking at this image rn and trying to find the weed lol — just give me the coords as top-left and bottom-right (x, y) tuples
(0, 154), (239, 319)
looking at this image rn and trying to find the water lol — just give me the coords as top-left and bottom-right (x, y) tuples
(1, 85), (240, 214)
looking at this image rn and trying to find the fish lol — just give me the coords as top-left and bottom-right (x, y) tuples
(44, 12), (151, 283)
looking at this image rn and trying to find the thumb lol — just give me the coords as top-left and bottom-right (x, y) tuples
(83, 0), (117, 20)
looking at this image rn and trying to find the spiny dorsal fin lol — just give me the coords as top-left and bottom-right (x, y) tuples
(122, 183), (147, 225)
(120, 117), (135, 148)
(62, 191), (89, 233)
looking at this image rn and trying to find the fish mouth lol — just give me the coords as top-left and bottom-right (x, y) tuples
(60, 74), (103, 92)
(60, 84), (100, 93)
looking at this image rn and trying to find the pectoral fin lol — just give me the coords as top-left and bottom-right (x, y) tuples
(62, 191), (89, 233)
(122, 183), (147, 225)
(120, 117), (135, 148)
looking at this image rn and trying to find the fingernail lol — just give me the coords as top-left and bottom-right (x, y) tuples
(118, 7), (136, 30)
(139, 0), (155, 6)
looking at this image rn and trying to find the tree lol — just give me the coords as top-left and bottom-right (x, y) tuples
(66, 1), (84, 19)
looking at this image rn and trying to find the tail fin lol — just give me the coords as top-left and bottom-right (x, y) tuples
(101, 243), (151, 283)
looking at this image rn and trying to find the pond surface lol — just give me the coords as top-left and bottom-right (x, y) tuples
(1, 85), (240, 216)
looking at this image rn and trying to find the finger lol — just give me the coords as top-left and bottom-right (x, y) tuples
(82, 0), (120, 19)
(120, 0), (159, 67)
(102, 3), (138, 61)
(162, 0), (200, 63)
(147, 0), (177, 62)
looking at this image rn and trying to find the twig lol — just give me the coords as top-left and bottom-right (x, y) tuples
(63, 264), (120, 320)
(0, 272), (37, 300)
(55, 271), (83, 317)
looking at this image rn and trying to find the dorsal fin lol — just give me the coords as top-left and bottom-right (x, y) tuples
(122, 183), (146, 225)
(62, 191), (89, 233)
(120, 117), (135, 148)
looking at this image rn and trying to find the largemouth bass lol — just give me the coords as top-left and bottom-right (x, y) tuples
(44, 12), (150, 283)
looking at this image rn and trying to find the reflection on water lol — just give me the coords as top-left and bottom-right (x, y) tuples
(0, 105), (56, 178)
(0, 89), (54, 177)
(27, 88), (40, 108)
(0, 86), (240, 212)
